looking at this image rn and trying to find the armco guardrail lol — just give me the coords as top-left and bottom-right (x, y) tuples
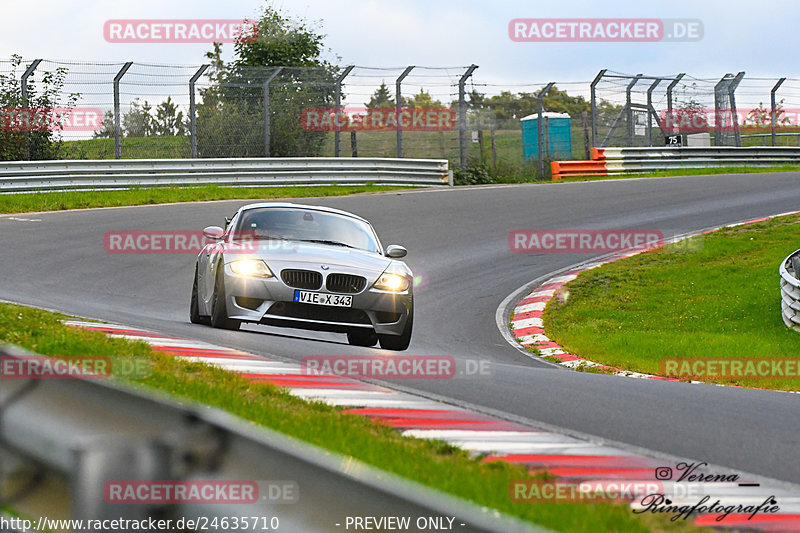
(0, 158), (451, 193)
(551, 146), (800, 180)
(780, 249), (800, 331)
(0, 344), (544, 533)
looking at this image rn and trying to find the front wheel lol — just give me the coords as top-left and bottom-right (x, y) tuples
(378, 310), (413, 351)
(190, 265), (211, 325)
(210, 264), (240, 331)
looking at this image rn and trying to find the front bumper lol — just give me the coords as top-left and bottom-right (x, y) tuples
(222, 264), (412, 335)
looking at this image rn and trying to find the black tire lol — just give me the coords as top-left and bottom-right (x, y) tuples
(347, 328), (378, 347)
(190, 265), (211, 325)
(378, 310), (413, 351)
(210, 264), (240, 331)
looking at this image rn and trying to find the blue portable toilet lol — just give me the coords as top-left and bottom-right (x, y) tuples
(521, 112), (572, 161)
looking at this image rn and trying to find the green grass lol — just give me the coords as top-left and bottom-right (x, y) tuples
(0, 184), (404, 215)
(0, 302), (701, 533)
(544, 214), (800, 391)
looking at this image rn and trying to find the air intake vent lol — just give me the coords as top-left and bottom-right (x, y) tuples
(326, 273), (367, 293)
(281, 269), (322, 290)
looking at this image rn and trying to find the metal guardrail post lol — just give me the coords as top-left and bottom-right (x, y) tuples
(334, 65), (354, 158)
(771, 77), (786, 147)
(113, 62), (133, 160)
(458, 65), (478, 167)
(189, 65), (209, 159)
(395, 66), (414, 158)
(589, 69), (606, 148)
(262, 67), (283, 158)
(19, 59), (42, 161)
(537, 82), (555, 179)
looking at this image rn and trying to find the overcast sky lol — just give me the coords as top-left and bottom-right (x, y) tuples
(2, 0), (797, 106)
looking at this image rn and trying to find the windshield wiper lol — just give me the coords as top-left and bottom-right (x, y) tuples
(296, 239), (357, 249)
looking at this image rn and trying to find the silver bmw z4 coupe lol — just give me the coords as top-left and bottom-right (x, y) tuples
(190, 202), (414, 350)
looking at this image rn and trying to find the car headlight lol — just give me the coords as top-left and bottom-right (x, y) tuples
(229, 259), (273, 278)
(373, 273), (409, 292)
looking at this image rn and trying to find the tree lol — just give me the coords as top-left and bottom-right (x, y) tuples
(0, 55), (79, 160)
(197, 5), (338, 158)
(154, 97), (186, 136)
(402, 89), (442, 108)
(367, 82), (394, 108)
(93, 111), (115, 138)
(123, 99), (153, 137)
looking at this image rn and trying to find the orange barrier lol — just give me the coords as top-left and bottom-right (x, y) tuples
(550, 160), (608, 180)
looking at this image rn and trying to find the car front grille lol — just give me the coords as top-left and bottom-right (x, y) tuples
(265, 302), (371, 325)
(326, 273), (367, 294)
(280, 269), (322, 290)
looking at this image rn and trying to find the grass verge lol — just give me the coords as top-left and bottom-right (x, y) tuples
(544, 214), (800, 391)
(0, 302), (700, 533)
(0, 184), (406, 215)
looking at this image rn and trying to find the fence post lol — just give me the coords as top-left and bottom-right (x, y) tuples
(113, 62), (133, 160)
(19, 59), (42, 161)
(646, 78), (661, 146)
(537, 82), (555, 179)
(350, 130), (358, 157)
(394, 66), (414, 158)
(666, 73), (685, 118)
(771, 77), (786, 147)
(590, 69), (606, 148)
(262, 67), (282, 157)
(334, 65), (354, 157)
(189, 64), (209, 159)
(458, 64), (478, 167)
(625, 74), (642, 147)
(729, 71), (745, 147)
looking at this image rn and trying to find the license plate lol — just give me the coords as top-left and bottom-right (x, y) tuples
(294, 290), (352, 307)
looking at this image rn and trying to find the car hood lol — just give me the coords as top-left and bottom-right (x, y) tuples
(224, 240), (396, 274)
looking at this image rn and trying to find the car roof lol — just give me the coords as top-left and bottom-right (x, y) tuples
(236, 202), (369, 224)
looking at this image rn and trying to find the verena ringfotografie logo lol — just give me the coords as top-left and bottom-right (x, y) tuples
(0, 107), (103, 132)
(104, 20), (258, 43)
(104, 480), (298, 504)
(510, 229), (663, 253)
(300, 107), (456, 132)
(508, 19), (703, 42)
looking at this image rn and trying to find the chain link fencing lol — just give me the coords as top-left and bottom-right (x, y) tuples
(3, 58), (800, 180)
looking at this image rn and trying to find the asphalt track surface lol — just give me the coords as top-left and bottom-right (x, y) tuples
(2, 173), (800, 486)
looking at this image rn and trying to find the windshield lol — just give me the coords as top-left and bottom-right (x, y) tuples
(234, 208), (380, 253)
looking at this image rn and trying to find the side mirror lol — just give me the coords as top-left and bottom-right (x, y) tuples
(203, 226), (225, 240)
(385, 245), (407, 258)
